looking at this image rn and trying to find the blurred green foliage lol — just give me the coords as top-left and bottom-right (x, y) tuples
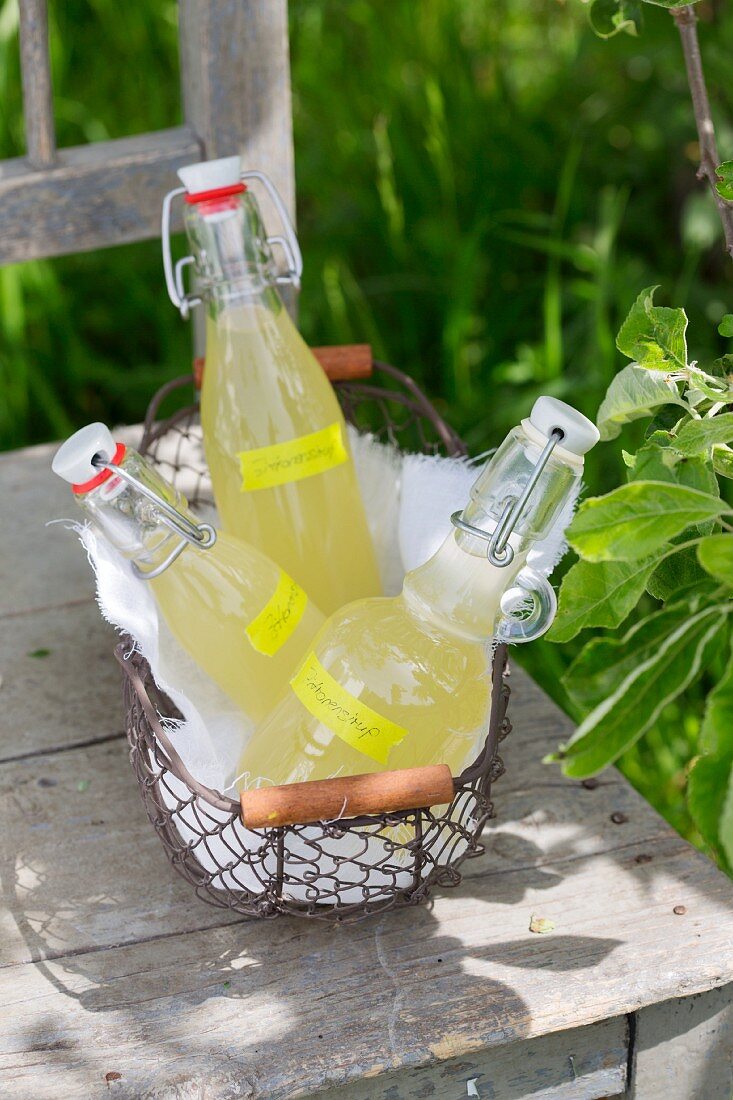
(1, 0), (732, 847)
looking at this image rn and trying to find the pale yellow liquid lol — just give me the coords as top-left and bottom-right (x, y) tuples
(150, 530), (324, 726)
(201, 293), (382, 614)
(237, 534), (526, 789)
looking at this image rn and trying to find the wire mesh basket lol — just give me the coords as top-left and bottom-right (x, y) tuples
(117, 355), (512, 922)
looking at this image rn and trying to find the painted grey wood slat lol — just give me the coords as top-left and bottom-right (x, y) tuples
(18, 0), (56, 168)
(0, 127), (202, 264)
(630, 985), (733, 1100)
(179, 0), (295, 219)
(3, 0), (296, 313)
(178, 0), (297, 337)
(311, 1017), (630, 1099)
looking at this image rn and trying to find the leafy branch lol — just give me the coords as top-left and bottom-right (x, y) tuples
(549, 290), (733, 869)
(586, 0), (733, 257)
(671, 5), (733, 258)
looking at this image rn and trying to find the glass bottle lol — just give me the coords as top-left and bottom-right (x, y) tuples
(236, 398), (599, 789)
(52, 423), (325, 727)
(163, 156), (382, 614)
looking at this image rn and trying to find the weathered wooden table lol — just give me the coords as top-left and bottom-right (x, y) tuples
(2, 438), (733, 1100)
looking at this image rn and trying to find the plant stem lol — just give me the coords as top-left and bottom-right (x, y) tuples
(671, 5), (733, 259)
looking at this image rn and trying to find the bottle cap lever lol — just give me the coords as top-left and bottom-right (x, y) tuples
(90, 456), (217, 580)
(161, 165), (303, 319)
(450, 428), (564, 566)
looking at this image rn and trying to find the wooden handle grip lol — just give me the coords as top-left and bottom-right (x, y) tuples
(240, 764), (455, 829)
(311, 343), (373, 381)
(193, 343), (373, 390)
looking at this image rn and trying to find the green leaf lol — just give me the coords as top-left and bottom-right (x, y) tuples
(698, 534), (733, 586)
(630, 434), (718, 497)
(687, 365), (733, 402)
(713, 445), (733, 480)
(647, 546), (710, 601)
(596, 364), (685, 441)
(712, 353), (733, 378)
(673, 414), (733, 455)
(689, 646), (733, 865)
(568, 481), (725, 562)
(721, 774), (733, 867)
(562, 596), (705, 714)
(646, 406), (687, 438)
(588, 0), (642, 37)
(699, 648), (733, 756)
(552, 606), (728, 776)
(641, 0), (701, 6)
(688, 755), (733, 861)
(629, 437), (718, 595)
(549, 556), (658, 642)
(719, 315), (733, 339)
(616, 285), (688, 370)
(715, 161), (733, 203)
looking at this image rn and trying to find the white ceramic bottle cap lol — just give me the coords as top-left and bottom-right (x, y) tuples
(528, 396), (600, 457)
(52, 422), (117, 485)
(177, 156), (241, 194)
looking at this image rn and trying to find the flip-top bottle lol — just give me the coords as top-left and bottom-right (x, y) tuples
(162, 157), (382, 614)
(237, 398), (599, 789)
(52, 424), (325, 726)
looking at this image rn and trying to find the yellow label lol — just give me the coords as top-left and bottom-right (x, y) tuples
(245, 571), (308, 656)
(289, 652), (408, 765)
(237, 422), (348, 492)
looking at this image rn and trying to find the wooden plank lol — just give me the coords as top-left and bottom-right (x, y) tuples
(631, 985), (733, 1099)
(313, 1017), (629, 1099)
(179, 0), (295, 219)
(0, 738), (243, 968)
(0, 429), (142, 618)
(0, 442), (94, 617)
(0, 128), (201, 264)
(0, 682), (676, 966)
(0, 602), (121, 762)
(0, 834), (731, 1098)
(18, 0), (56, 168)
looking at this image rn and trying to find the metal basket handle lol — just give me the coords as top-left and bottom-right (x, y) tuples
(115, 643), (239, 816)
(240, 764), (455, 829)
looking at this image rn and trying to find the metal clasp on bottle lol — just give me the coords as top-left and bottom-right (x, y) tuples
(450, 429), (564, 567)
(92, 457), (217, 580)
(161, 169), (304, 319)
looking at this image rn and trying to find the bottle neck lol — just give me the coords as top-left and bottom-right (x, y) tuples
(184, 191), (280, 306)
(401, 427), (583, 641)
(77, 450), (195, 575)
(401, 528), (528, 642)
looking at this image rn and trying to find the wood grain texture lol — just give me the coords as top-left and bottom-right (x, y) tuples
(240, 764), (454, 828)
(18, 0), (55, 167)
(312, 344), (374, 381)
(631, 985), (733, 1099)
(0, 682), (686, 969)
(0, 602), (120, 762)
(179, 0), (295, 218)
(315, 1017), (629, 1099)
(1, 443), (733, 1099)
(0, 128), (202, 264)
(0, 427), (142, 618)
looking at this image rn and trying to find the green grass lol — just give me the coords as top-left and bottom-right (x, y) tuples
(1, 0), (732, 845)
